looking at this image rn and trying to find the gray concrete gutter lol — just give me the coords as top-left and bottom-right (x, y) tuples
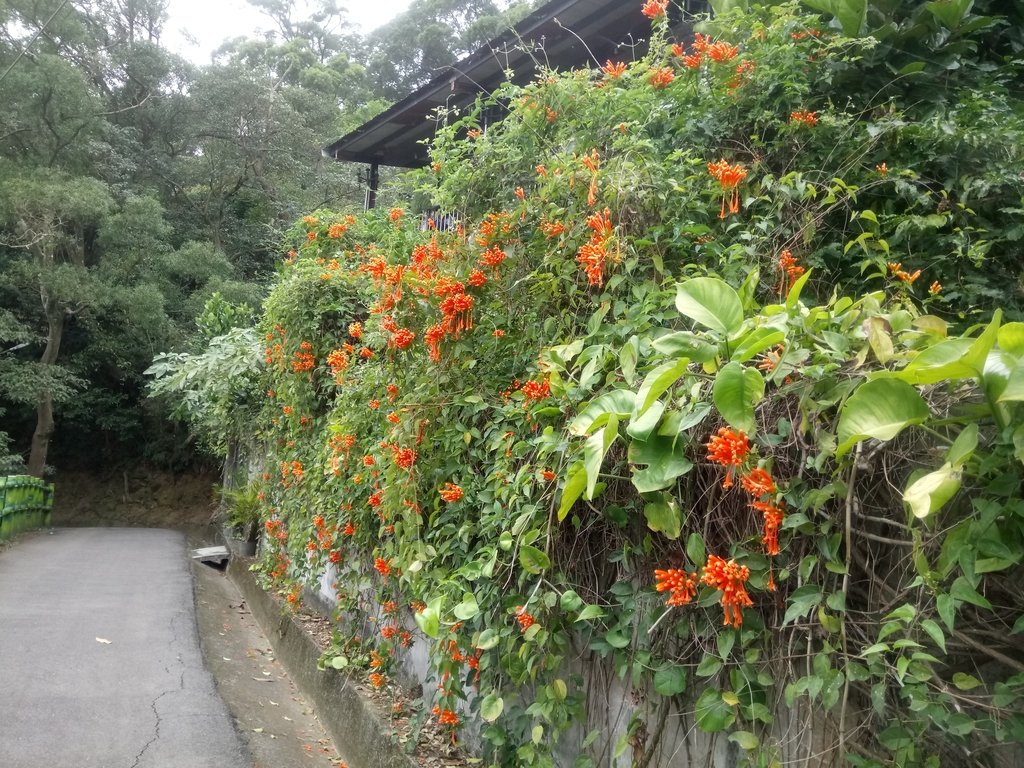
(228, 556), (416, 768)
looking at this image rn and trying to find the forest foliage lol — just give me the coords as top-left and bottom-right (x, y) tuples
(0, 0), (528, 473)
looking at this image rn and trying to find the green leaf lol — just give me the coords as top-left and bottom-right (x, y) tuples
(687, 533), (706, 568)
(904, 462), (962, 519)
(453, 595), (480, 620)
(584, 413), (618, 499)
(997, 322), (1024, 356)
(712, 361), (764, 434)
(654, 666), (687, 696)
(694, 688), (736, 732)
(552, 679), (568, 700)
(415, 605), (440, 639)
(729, 731), (759, 750)
(576, 605), (605, 622)
(786, 267), (813, 308)
(675, 277), (744, 336)
(643, 499), (682, 539)
(330, 655), (348, 669)
(920, 619), (946, 653)
(605, 629), (630, 649)
(696, 655), (723, 677)
(926, 0), (974, 29)
(783, 585), (823, 626)
(568, 390), (634, 436)
(952, 672), (983, 691)
(619, 336), (639, 386)
(628, 432), (694, 493)
(836, 379), (930, 457)
(651, 332), (719, 362)
(519, 545), (551, 574)
(801, 0), (867, 36)
(947, 424), (979, 467)
(626, 400), (665, 442)
(480, 693), (504, 721)
(560, 590), (583, 612)
(476, 628), (500, 650)
(557, 463), (587, 522)
(998, 363), (1024, 403)
(730, 327), (785, 364)
(950, 576), (991, 609)
(634, 358), (690, 417)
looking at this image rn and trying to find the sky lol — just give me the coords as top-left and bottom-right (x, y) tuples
(162, 0), (414, 62)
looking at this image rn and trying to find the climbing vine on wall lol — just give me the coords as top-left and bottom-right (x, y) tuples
(197, 2), (1024, 766)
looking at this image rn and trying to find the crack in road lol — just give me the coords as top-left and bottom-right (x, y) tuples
(129, 609), (189, 768)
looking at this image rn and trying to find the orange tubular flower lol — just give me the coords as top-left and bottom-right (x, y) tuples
(756, 344), (784, 373)
(702, 555), (754, 628)
(707, 41), (738, 62)
(707, 159), (747, 218)
(348, 322), (363, 340)
(649, 67), (675, 89)
(654, 568), (699, 607)
(515, 606), (536, 632)
(374, 558), (392, 577)
(328, 222), (347, 238)
(388, 328), (416, 350)
(369, 672), (385, 688)
(705, 427), (750, 489)
(641, 0), (668, 19)
(682, 52), (703, 69)
(790, 110), (818, 127)
(751, 500), (785, 556)
(930, 281), (942, 295)
(888, 262), (922, 284)
(601, 60), (627, 79)
(740, 467), (777, 497)
(876, 162), (889, 176)
(439, 483), (464, 503)
(777, 249), (805, 296)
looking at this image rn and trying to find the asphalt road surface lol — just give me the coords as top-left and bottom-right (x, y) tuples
(0, 528), (249, 768)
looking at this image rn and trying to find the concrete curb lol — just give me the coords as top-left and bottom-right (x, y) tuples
(229, 557), (416, 768)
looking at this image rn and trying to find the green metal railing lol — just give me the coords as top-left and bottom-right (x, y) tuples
(0, 476), (53, 541)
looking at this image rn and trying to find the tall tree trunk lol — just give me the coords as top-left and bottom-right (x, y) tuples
(27, 290), (65, 477)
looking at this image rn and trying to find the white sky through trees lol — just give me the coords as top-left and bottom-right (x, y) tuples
(163, 0), (414, 62)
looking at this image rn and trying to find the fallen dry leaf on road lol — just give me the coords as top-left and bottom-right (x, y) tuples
(95, 637), (112, 644)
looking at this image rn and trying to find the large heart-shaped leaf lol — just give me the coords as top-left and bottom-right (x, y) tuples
(643, 498), (682, 539)
(628, 432), (693, 493)
(584, 414), (618, 499)
(651, 331), (719, 362)
(634, 358), (690, 417)
(801, 0), (867, 36)
(712, 361), (764, 434)
(695, 688), (736, 732)
(675, 278), (744, 336)
(904, 462), (962, 519)
(519, 545), (551, 573)
(569, 390), (634, 436)
(836, 379), (930, 457)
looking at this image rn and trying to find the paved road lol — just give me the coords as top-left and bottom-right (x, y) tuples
(0, 528), (249, 768)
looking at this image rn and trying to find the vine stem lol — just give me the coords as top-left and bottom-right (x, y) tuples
(838, 443), (862, 763)
(647, 607), (675, 635)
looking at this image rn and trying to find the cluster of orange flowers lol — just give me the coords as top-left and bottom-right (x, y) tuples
(789, 109), (818, 127)
(576, 208), (615, 286)
(515, 606), (536, 632)
(601, 60), (626, 79)
(888, 261), (922, 284)
(432, 706), (459, 726)
(777, 249), (805, 296)
(702, 556), (754, 629)
(649, 66), (674, 89)
(706, 428), (787, 558)
(708, 159), (748, 219)
(654, 568), (698, 607)
(640, 0), (667, 19)
(439, 483), (463, 503)
(671, 33), (738, 70)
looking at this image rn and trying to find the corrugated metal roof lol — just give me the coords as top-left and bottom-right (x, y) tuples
(325, 0), (706, 169)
